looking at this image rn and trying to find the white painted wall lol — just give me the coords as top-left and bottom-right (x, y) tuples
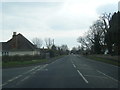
(0, 52), (2, 56)
(8, 51), (40, 56)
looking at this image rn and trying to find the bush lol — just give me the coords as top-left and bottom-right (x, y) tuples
(2, 55), (43, 62)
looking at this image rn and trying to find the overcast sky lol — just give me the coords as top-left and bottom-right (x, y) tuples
(0, 0), (119, 50)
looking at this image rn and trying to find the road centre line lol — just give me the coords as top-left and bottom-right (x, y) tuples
(71, 60), (73, 64)
(97, 70), (118, 82)
(73, 64), (76, 68)
(77, 70), (88, 83)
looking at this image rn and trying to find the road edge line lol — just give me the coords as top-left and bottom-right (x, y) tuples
(97, 70), (119, 82)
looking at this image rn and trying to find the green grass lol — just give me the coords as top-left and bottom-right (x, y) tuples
(2, 59), (48, 68)
(85, 55), (120, 67)
(2, 55), (66, 68)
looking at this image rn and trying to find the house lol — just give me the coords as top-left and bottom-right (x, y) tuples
(1, 32), (40, 56)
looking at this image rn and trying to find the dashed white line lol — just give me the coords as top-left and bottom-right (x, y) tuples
(2, 74), (23, 87)
(84, 75), (108, 79)
(71, 61), (73, 64)
(2, 64), (49, 87)
(77, 70), (88, 83)
(8, 77), (17, 82)
(40, 69), (48, 71)
(73, 64), (76, 68)
(17, 75), (23, 78)
(23, 65), (43, 75)
(20, 76), (30, 82)
(8, 74), (23, 82)
(52, 62), (54, 64)
(31, 71), (37, 74)
(0, 82), (8, 87)
(97, 70), (118, 82)
(36, 68), (42, 71)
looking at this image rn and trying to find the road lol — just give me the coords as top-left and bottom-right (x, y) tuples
(2, 55), (120, 88)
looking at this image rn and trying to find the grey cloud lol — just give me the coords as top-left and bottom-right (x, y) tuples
(47, 15), (95, 31)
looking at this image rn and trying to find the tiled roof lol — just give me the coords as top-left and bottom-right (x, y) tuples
(2, 33), (37, 51)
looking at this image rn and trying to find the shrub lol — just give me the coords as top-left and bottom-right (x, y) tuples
(2, 55), (43, 62)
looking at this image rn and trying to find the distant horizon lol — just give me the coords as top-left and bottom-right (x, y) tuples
(0, 0), (119, 50)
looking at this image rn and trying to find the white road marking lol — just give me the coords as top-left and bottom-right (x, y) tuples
(2, 64), (49, 87)
(17, 75), (23, 78)
(79, 68), (93, 70)
(2, 75), (23, 87)
(77, 70), (88, 83)
(31, 71), (37, 74)
(73, 64), (76, 68)
(23, 65), (43, 75)
(7, 74), (23, 82)
(0, 82), (8, 87)
(40, 69), (48, 71)
(20, 76), (30, 82)
(52, 62), (54, 64)
(97, 70), (118, 82)
(84, 75), (108, 79)
(36, 68), (42, 71)
(8, 77), (18, 82)
(71, 60), (73, 64)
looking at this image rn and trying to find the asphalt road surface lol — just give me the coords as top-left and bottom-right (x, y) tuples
(2, 55), (120, 88)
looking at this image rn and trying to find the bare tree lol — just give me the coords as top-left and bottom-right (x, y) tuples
(77, 19), (106, 54)
(77, 36), (91, 50)
(32, 37), (43, 48)
(44, 38), (54, 49)
(100, 13), (112, 34)
(77, 13), (113, 54)
(60, 44), (68, 51)
(100, 13), (113, 54)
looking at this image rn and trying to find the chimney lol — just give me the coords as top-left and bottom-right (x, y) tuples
(12, 32), (17, 49)
(13, 32), (17, 38)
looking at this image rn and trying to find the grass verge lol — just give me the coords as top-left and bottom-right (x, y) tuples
(2, 55), (66, 68)
(85, 55), (120, 67)
(2, 59), (48, 68)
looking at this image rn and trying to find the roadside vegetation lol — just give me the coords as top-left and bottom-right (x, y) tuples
(2, 55), (66, 68)
(77, 12), (120, 56)
(70, 11), (120, 67)
(85, 55), (120, 67)
(2, 39), (69, 68)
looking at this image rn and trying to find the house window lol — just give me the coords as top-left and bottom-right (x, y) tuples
(6, 52), (9, 55)
(2, 52), (9, 56)
(2, 52), (4, 55)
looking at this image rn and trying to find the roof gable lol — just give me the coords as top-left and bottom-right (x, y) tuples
(2, 33), (37, 51)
